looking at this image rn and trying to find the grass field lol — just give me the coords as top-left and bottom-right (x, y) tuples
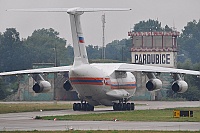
(0, 102), (144, 114)
(0, 102), (72, 114)
(42, 107), (200, 122)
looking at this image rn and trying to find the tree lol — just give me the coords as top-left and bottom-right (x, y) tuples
(86, 45), (101, 60)
(176, 59), (200, 101)
(65, 45), (74, 65)
(164, 25), (173, 32)
(0, 78), (7, 100)
(0, 33), (3, 72)
(105, 39), (131, 62)
(0, 28), (31, 72)
(133, 19), (173, 32)
(25, 28), (67, 65)
(178, 20), (200, 63)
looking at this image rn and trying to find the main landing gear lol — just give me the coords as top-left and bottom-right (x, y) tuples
(73, 101), (94, 111)
(113, 102), (135, 111)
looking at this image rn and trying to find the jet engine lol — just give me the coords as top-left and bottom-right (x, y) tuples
(172, 80), (188, 93)
(146, 78), (162, 91)
(63, 80), (73, 91)
(33, 81), (51, 93)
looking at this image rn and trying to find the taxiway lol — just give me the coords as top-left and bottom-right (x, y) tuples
(0, 101), (199, 131)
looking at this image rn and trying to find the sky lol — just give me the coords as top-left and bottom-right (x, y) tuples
(0, 0), (200, 46)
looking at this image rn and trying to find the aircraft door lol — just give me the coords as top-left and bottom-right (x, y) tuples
(115, 71), (127, 89)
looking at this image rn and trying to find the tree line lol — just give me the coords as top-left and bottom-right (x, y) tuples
(0, 19), (200, 100)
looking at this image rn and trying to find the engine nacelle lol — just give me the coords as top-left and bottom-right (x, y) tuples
(172, 80), (188, 93)
(33, 81), (51, 93)
(146, 78), (162, 91)
(63, 80), (73, 91)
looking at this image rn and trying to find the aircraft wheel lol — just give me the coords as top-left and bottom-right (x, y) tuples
(86, 103), (92, 111)
(118, 103), (122, 111)
(87, 103), (94, 111)
(115, 103), (119, 111)
(73, 102), (94, 111)
(73, 103), (77, 111)
(131, 103), (135, 110)
(90, 105), (94, 111)
(82, 103), (87, 111)
(122, 103), (127, 111)
(113, 103), (117, 111)
(127, 103), (131, 111)
(77, 103), (81, 111)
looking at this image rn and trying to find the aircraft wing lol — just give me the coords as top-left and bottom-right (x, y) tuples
(117, 64), (200, 76)
(0, 66), (72, 76)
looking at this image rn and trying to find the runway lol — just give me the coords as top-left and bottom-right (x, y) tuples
(0, 101), (200, 131)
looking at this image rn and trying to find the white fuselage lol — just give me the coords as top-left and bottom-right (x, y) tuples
(69, 63), (136, 106)
(67, 9), (136, 106)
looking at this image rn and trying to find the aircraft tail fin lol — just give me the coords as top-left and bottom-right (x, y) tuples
(67, 8), (131, 67)
(7, 7), (131, 67)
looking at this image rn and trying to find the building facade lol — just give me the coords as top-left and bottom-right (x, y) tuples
(129, 31), (180, 100)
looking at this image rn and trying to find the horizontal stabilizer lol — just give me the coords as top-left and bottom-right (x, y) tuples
(7, 8), (70, 12)
(7, 7), (131, 14)
(74, 8), (132, 12)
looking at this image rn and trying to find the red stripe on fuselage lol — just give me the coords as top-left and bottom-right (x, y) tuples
(70, 77), (105, 85)
(69, 77), (136, 89)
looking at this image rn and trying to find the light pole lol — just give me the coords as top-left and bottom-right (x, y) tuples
(54, 43), (57, 67)
(54, 43), (57, 100)
(102, 14), (106, 59)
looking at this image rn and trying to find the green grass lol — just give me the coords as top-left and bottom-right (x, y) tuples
(1, 130), (200, 133)
(0, 103), (72, 114)
(0, 103), (145, 114)
(42, 107), (200, 122)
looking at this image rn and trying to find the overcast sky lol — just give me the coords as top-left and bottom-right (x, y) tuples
(0, 0), (200, 46)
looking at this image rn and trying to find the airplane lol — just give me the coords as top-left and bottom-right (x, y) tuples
(1, 7), (200, 111)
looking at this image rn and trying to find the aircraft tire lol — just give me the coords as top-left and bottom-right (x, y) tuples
(127, 103), (131, 110)
(114, 103), (119, 111)
(73, 103), (77, 111)
(77, 103), (81, 110)
(118, 103), (122, 111)
(113, 103), (134, 111)
(113, 103), (117, 111)
(86, 103), (94, 111)
(73, 102), (94, 111)
(131, 103), (135, 110)
(122, 103), (127, 111)
(82, 103), (87, 111)
(86, 103), (89, 111)
(90, 105), (94, 111)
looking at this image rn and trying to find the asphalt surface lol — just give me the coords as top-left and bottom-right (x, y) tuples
(0, 101), (200, 131)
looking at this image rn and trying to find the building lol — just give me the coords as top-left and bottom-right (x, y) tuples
(128, 31), (180, 100)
